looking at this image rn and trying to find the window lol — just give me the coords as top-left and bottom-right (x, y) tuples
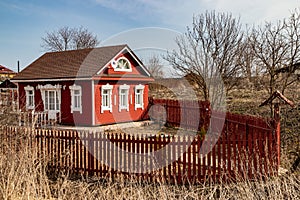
(37, 84), (61, 120)
(135, 84), (145, 110)
(24, 85), (35, 110)
(111, 57), (132, 72)
(101, 83), (113, 113)
(69, 85), (82, 113)
(119, 84), (130, 112)
(44, 90), (60, 111)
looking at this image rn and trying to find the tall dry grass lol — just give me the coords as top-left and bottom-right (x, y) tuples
(0, 129), (299, 200)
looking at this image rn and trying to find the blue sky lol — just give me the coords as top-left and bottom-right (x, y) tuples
(0, 0), (299, 72)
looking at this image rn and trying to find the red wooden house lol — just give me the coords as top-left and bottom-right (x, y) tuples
(12, 45), (154, 126)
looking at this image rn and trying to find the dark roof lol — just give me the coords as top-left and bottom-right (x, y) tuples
(0, 65), (16, 74)
(0, 79), (17, 89)
(13, 44), (128, 80)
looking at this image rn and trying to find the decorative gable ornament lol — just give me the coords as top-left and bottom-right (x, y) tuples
(111, 56), (132, 72)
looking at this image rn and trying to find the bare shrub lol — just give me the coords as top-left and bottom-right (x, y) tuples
(0, 129), (51, 199)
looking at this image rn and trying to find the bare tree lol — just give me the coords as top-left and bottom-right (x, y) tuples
(73, 27), (99, 49)
(41, 26), (99, 52)
(280, 9), (300, 93)
(145, 55), (164, 79)
(250, 21), (288, 96)
(250, 9), (300, 96)
(165, 11), (244, 103)
(236, 29), (269, 90)
(238, 32), (256, 80)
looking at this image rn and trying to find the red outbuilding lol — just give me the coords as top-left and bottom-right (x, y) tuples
(12, 44), (154, 126)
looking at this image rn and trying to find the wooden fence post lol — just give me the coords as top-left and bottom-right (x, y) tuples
(88, 132), (95, 176)
(274, 103), (280, 173)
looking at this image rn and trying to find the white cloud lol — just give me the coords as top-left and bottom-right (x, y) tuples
(94, 0), (300, 28)
(203, 0), (299, 25)
(94, 0), (205, 29)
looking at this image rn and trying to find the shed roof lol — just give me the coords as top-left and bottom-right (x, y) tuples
(259, 90), (295, 108)
(0, 79), (17, 89)
(0, 65), (16, 74)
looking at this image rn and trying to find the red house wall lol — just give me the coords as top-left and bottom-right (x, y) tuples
(94, 81), (149, 125)
(17, 80), (93, 126)
(60, 80), (93, 126)
(18, 79), (150, 126)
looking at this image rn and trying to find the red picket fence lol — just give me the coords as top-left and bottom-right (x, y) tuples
(148, 98), (211, 130)
(0, 114), (279, 184)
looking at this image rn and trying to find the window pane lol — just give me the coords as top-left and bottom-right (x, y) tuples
(45, 91), (48, 110)
(103, 94), (108, 107)
(121, 94), (125, 107)
(74, 96), (80, 108)
(74, 96), (78, 108)
(49, 91), (55, 110)
(29, 96), (33, 107)
(56, 91), (60, 110)
(74, 90), (80, 95)
(136, 93), (141, 104)
(117, 58), (130, 70)
(120, 88), (128, 109)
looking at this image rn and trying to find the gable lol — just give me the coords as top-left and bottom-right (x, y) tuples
(96, 46), (152, 78)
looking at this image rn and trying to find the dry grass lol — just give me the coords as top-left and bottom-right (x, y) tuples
(0, 130), (299, 200)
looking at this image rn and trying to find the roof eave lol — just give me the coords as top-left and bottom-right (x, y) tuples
(11, 76), (92, 83)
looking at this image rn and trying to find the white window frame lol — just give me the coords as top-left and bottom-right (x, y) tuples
(69, 84), (82, 114)
(38, 84), (61, 112)
(43, 90), (60, 112)
(101, 83), (113, 113)
(111, 57), (132, 72)
(119, 84), (130, 112)
(38, 84), (62, 120)
(135, 84), (145, 110)
(24, 85), (35, 110)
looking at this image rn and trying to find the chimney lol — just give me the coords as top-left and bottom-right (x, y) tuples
(17, 61), (20, 73)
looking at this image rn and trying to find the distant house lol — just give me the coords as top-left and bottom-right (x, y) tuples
(0, 65), (17, 110)
(0, 79), (17, 110)
(12, 45), (154, 126)
(275, 62), (300, 80)
(0, 65), (16, 82)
